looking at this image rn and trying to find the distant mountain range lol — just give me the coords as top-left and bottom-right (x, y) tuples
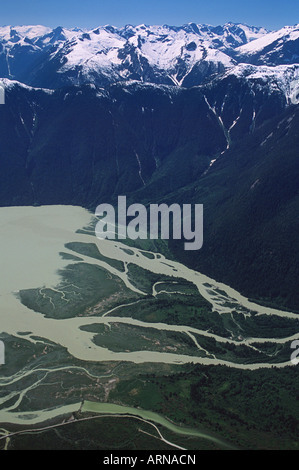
(0, 22), (298, 88)
(0, 22), (299, 310)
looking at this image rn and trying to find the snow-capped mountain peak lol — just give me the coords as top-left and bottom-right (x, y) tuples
(237, 24), (299, 54)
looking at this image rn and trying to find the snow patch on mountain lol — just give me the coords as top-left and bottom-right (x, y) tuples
(59, 28), (125, 70)
(223, 63), (299, 104)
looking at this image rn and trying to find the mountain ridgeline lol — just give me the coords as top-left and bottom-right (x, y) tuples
(0, 22), (299, 310)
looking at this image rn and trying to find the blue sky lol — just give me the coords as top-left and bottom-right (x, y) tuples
(0, 0), (298, 30)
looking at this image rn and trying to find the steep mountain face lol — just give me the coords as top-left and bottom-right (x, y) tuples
(0, 66), (292, 208)
(169, 105), (299, 311)
(0, 23), (268, 88)
(0, 80), (227, 206)
(0, 21), (298, 310)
